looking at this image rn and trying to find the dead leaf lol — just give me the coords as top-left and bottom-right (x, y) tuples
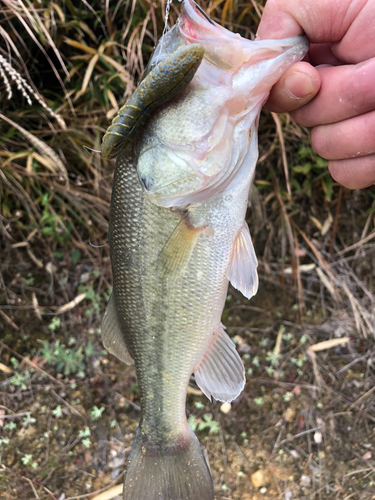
(76, 53), (99, 99)
(310, 216), (322, 231)
(63, 38), (97, 54)
(187, 386), (202, 396)
(91, 484), (123, 500)
(321, 212), (333, 236)
(309, 338), (349, 352)
(56, 293), (86, 313)
(0, 362), (13, 374)
(316, 267), (336, 298)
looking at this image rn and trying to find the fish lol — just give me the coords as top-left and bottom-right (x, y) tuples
(101, 1), (308, 499)
(101, 44), (204, 159)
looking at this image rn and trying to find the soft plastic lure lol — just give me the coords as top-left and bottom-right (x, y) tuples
(101, 43), (204, 159)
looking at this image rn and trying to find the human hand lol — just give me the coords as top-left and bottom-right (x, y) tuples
(257, 0), (375, 189)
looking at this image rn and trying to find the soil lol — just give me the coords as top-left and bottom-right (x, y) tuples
(1, 204), (375, 500)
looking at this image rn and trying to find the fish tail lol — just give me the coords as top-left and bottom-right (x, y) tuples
(123, 426), (214, 500)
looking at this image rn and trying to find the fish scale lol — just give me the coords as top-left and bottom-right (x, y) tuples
(110, 145), (245, 441)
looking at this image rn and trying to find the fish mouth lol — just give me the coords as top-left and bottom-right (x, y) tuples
(179, 0), (309, 71)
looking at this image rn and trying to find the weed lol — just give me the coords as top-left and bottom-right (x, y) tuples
(90, 406), (105, 420)
(82, 438), (91, 448)
(21, 454), (33, 465)
(266, 351), (281, 367)
(188, 414), (220, 435)
(78, 427), (91, 438)
(254, 397), (264, 406)
(78, 284), (102, 317)
(78, 427), (91, 448)
(48, 317), (61, 331)
(283, 392), (294, 403)
(4, 422), (16, 431)
(0, 437), (10, 447)
(41, 340), (93, 376)
(22, 415), (36, 426)
(52, 406), (63, 418)
(10, 358), (19, 370)
(9, 371), (30, 391)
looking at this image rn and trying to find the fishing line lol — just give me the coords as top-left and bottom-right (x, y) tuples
(89, 237), (109, 248)
(83, 145), (101, 154)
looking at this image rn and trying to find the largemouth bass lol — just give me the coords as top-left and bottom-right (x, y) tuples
(101, 1), (308, 499)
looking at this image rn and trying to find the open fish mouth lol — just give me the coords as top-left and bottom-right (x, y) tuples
(136, 1), (308, 208)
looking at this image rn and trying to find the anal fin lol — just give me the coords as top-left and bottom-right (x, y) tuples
(226, 221), (258, 299)
(101, 293), (134, 365)
(194, 324), (245, 403)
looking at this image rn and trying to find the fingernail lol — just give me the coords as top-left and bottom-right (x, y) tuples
(284, 72), (315, 100)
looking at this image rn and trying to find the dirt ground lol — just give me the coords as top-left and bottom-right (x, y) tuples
(1, 185), (375, 500)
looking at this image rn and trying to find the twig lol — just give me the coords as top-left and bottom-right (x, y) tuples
(0, 412), (31, 419)
(91, 484), (123, 500)
(50, 389), (83, 417)
(64, 472), (125, 500)
(271, 112), (291, 196)
(329, 184), (342, 254)
(56, 293), (86, 314)
(347, 385), (375, 411)
(276, 427), (320, 447)
(2, 468), (57, 500)
(0, 309), (19, 330)
(335, 229), (375, 257)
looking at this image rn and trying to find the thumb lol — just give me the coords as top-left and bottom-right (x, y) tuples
(263, 62), (321, 113)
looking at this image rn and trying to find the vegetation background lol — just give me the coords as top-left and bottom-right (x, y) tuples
(0, 1), (374, 499)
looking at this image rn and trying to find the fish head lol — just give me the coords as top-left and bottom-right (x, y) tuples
(137, 0), (308, 207)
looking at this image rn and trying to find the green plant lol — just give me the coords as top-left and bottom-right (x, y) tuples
(4, 422), (17, 431)
(78, 427), (91, 448)
(0, 437), (9, 447)
(254, 397), (264, 406)
(52, 406), (63, 418)
(78, 284), (102, 317)
(22, 415), (36, 426)
(21, 454), (33, 465)
(48, 317), (61, 331)
(188, 414), (219, 435)
(90, 406), (105, 420)
(41, 340), (88, 376)
(9, 371), (30, 391)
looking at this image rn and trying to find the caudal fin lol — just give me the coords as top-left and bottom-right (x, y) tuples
(123, 426), (214, 500)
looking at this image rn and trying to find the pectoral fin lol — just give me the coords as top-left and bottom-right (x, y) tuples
(226, 221), (258, 299)
(101, 294), (134, 365)
(194, 324), (245, 403)
(158, 215), (211, 280)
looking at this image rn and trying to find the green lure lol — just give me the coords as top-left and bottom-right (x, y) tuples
(101, 43), (204, 159)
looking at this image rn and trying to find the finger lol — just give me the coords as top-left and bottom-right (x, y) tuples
(257, 0), (375, 63)
(308, 43), (343, 66)
(291, 58), (375, 127)
(328, 155), (375, 189)
(264, 62), (321, 113)
(311, 110), (375, 160)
